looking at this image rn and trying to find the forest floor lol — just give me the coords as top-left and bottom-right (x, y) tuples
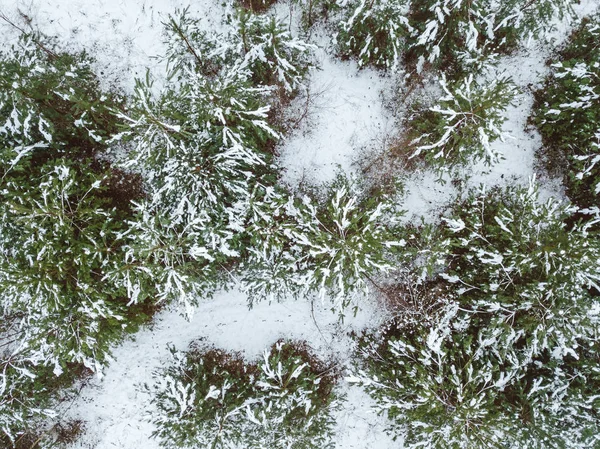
(0, 0), (598, 447)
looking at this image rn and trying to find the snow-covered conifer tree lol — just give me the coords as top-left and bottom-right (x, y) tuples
(241, 178), (405, 311)
(0, 33), (137, 442)
(149, 340), (337, 449)
(351, 181), (600, 449)
(533, 15), (600, 210)
(408, 74), (515, 170)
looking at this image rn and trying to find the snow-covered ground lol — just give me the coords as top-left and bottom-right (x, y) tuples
(0, 0), (598, 447)
(276, 39), (394, 187)
(0, 0), (228, 92)
(55, 291), (394, 448)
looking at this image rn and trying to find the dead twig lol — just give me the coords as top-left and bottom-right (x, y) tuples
(0, 10), (58, 60)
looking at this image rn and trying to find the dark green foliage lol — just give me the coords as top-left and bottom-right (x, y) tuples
(332, 0), (573, 75)
(108, 8), (317, 314)
(435, 183), (600, 357)
(336, 0), (412, 71)
(406, 0), (574, 76)
(0, 34), (121, 167)
(352, 183), (600, 449)
(0, 33), (141, 443)
(532, 15), (600, 210)
(241, 177), (405, 310)
(354, 309), (600, 449)
(407, 75), (515, 171)
(149, 340), (338, 449)
(234, 9), (314, 92)
(150, 346), (257, 448)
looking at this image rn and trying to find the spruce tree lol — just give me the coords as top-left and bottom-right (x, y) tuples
(408, 74), (515, 171)
(351, 182), (600, 449)
(0, 32), (137, 442)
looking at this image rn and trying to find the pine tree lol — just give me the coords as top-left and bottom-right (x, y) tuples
(331, 0), (573, 74)
(149, 340), (338, 449)
(408, 74), (515, 171)
(351, 181), (600, 449)
(434, 181), (600, 361)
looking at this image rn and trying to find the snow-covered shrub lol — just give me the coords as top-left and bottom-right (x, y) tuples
(149, 341), (338, 449)
(247, 340), (338, 449)
(0, 34), (135, 371)
(331, 0), (572, 74)
(0, 33), (140, 443)
(352, 304), (600, 449)
(150, 346), (257, 448)
(435, 181), (600, 357)
(351, 181), (600, 449)
(110, 9), (316, 315)
(233, 9), (314, 93)
(0, 34), (121, 164)
(408, 74), (515, 171)
(335, 0), (412, 71)
(408, 0), (574, 74)
(164, 7), (314, 93)
(241, 178), (405, 311)
(532, 15), (600, 210)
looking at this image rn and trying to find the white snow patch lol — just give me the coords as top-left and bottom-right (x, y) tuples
(277, 31), (394, 188)
(57, 289), (392, 448)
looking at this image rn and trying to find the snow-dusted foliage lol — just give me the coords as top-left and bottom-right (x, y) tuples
(164, 7), (314, 93)
(352, 305), (600, 449)
(336, 0), (412, 71)
(0, 351), (57, 445)
(109, 71), (275, 315)
(245, 340), (337, 449)
(232, 9), (315, 93)
(533, 15), (600, 210)
(0, 164), (128, 371)
(109, 7), (317, 316)
(351, 181), (600, 449)
(0, 34), (136, 442)
(0, 34), (120, 165)
(408, 74), (515, 170)
(409, 0), (574, 73)
(332, 0), (573, 73)
(149, 340), (337, 449)
(111, 8), (402, 315)
(435, 181), (600, 358)
(241, 179), (405, 311)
